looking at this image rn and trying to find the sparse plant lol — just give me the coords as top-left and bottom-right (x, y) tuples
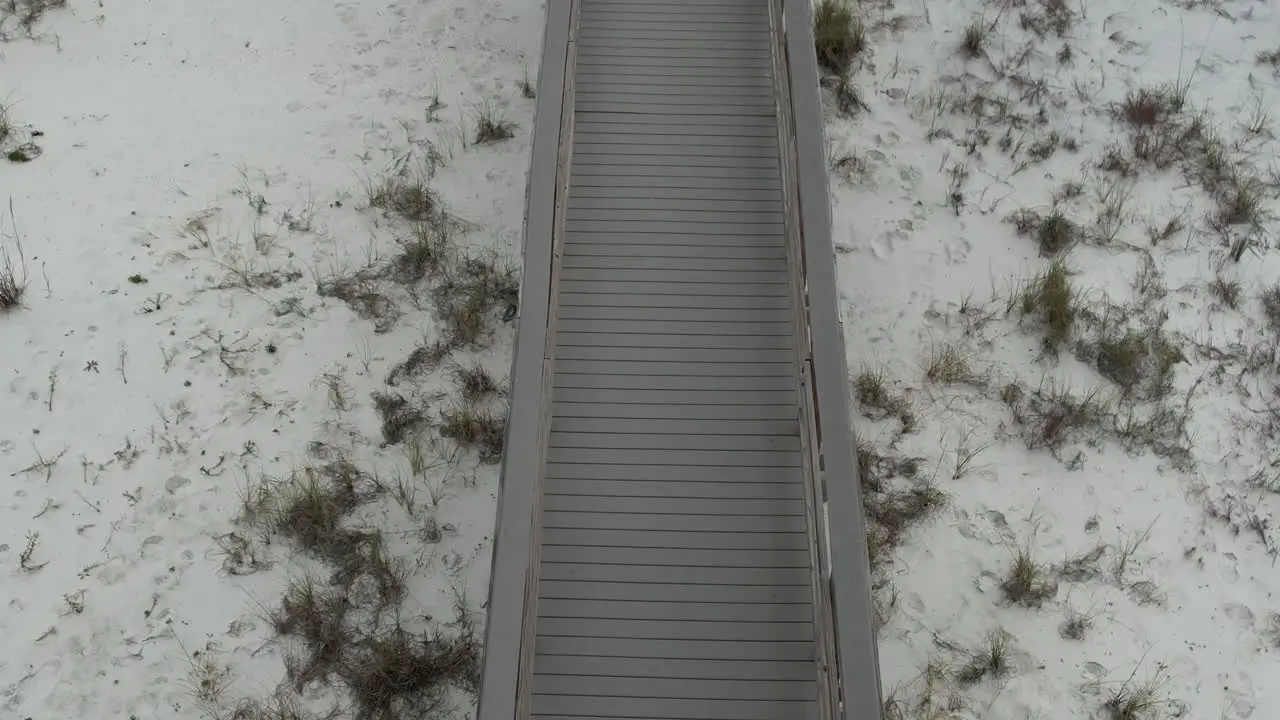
(342, 621), (480, 718)
(431, 251), (519, 348)
(387, 340), (451, 386)
(1058, 541), (1107, 582)
(1258, 47), (1280, 68)
(439, 402), (506, 463)
(853, 367), (916, 431)
(519, 66), (536, 99)
(1209, 274), (1241, 309)
(393, 217), (458, 283)
(925, 342), (982, 386)
(1145, 214), (1183, 245)
(956, 628), (1011, 684)
(1, 0), (68, 37)
(474, 103), (516, 144)
(1060, 604), (1096, 639)
(1103, 661), (1176, 720)
(316, 372), (354, 412)
(1117, 85), (1183, 128)
(19, 530), (46, 571)
(371, 391), (428, 446)
(952, 434), (990, 480)
(1009, 207), (1076, 255)
(959, 21), (987, 59)
(270, 573), (353, 686)
(1, 199), (30, 311)
(1000, 540), (1058, 607)
(1082, 321), (1184, 401)
(1010, 258), (1082, 353)
(181, 640), (234, 712)
(450, 360), (503, 401)
(315, 265), (399, 334)
(367, 171), (439, 223)
(1112, 521), (1155, 584)
(813, 0), (866, 75)
(1211, 171), (1264, 230)
(1260, 283), (1280, 332)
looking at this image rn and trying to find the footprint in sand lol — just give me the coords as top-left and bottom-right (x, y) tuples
(1223, 671), (1257, 718)
(870, 226), (910, 260)
(943, 233), (973, 265)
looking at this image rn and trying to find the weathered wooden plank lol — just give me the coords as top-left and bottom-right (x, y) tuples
(533, 616), (812, 640)
(532, 674), (816, 700)
(541, 528), (810, 551)
(548, 429), (799, 450)
(539, 562), (812, 587)
(542, 494), (804, 516)
(555, 319), (791, 336)
(542, 462), (803, 481)
(542, 504), (808, 527)
(551, 373), (796, 391)
(534, 634), (814, 662)
(555, 305), (792, 322)
(534, 654), (815, 681)
(549, 414), (798, 433)
(537, 580), (811, 605)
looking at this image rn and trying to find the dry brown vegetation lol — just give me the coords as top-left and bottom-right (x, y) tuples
(192, 135), (519, 718)
(0, 0), (66, 40)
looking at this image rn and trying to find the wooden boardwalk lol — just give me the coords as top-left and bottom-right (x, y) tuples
(478, 1), (883, 718)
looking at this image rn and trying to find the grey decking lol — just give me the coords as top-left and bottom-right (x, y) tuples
(531, 1), (818, 718)
(477, 0), (883, 718)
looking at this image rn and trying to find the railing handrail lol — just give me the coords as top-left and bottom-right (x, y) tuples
(475, 2), (574, 718)
(776, 1), (885, 718)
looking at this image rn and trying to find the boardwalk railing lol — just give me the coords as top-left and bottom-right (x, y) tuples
(770, 0), (884, 717)
(476, 1), (574, 717)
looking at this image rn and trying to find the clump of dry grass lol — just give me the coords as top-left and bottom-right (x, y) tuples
(1059, 604), (1098, 640)
(431, 252), (520, 348)
(1117, 85), (1185, 128)
(386, 340), (451, 387)
(474, 103), (516, 144)
(813, 0), (866, 75)
(1000, 541), (1058, 607)
(314, 267), (399, 334)
(955, 629), (1011, 684)
(852, 368), (917, 432)
(392, 218), (458, 283)
(959, 20), (987, 58)
(1018, 0), (1075, 38)
(1009, 258), (1082, 353)
(1102, 662), (1176, 720)
(1209, 170), (1265, 231)
(0, 0), (67, 38)
(1208, 274), (1241, 309)
(342, 622), (480, 718)
(1079, 322), (1184, 401)
(1009, 207), (1077, 255)
(1, 200), (29, 311)
(367, 172), (439, 223)
(859, 442), (946, 572)
(371, 391), (430, 446)
(924, 342), (984, 386)
(1261, 283), (1280, 333)
(449, 360), (504, 402)
(1257, 47), (1280, 68)
(236, 451), (478, 716)
(439, 402), (506, 463)
(1004, 380), (1110, 452)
